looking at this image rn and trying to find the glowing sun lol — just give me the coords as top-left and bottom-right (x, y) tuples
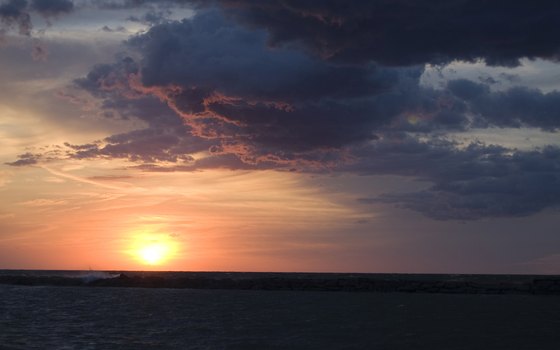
(128, 230), (179, 267)
(138, 243), (169, 265)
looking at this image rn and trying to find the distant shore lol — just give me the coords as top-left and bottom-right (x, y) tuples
(1, 271), (560, 295)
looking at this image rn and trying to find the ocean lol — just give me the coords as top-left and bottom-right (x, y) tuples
(1, 270), (560, 349)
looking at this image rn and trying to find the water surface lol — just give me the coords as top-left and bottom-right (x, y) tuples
(2, 284), (560, 349)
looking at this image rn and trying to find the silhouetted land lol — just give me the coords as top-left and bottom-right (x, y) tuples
(1, 271), (560, 295)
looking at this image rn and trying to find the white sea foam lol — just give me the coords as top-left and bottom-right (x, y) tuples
(76, 271), (120, 283)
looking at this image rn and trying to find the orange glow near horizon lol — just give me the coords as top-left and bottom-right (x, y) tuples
(0, 165), (373, 272)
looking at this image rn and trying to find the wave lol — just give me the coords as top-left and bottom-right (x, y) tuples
(74, 271), (121, 283)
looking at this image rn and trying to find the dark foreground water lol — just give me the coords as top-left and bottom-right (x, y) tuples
(2, 284), (560, 349)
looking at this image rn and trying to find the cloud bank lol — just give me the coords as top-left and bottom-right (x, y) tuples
(6, 1), (560, 220)
(213, 0), (560, 66)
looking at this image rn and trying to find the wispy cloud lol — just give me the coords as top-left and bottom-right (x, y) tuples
(41, 165), (129, 190)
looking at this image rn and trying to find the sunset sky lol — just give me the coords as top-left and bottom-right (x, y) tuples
(1, 0), (559, 273)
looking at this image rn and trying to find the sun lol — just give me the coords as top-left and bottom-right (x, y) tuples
(138, 243), (169, 265)
(127, 229), (179, 267)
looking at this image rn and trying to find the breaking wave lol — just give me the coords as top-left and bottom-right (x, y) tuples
(76, 271), (120, 283)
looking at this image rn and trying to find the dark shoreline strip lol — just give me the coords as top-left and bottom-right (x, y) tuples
(1, 274), (560, 295)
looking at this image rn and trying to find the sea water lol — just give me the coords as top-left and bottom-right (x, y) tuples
(1, 272), (560, 349)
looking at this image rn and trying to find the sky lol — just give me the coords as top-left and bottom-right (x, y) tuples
(0, 0), (559, 273)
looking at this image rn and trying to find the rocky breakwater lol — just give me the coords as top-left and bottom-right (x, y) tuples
(2, 272), (560, 295)
(51, 273), (560, 295)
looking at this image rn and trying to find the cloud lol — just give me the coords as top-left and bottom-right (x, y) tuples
(132, 11), (397, 103)
(447, 79), (560, 131)
(70, 56), (216, 163)
(91, 128), (200, 163)
(58, 11), (431, 164)
(390, 79), (560, 133)
(90, 0), (169, 10)
(356, 138), (560, 220)
(5, 1), (560, 221)
(31, 0), (73, 17)
(125, 10), (428, 152)
(101, 25), (127, 33)
(0, 0), (74, 61)
(31, 38), (48, 60)
(0, 0), (73, 35)
(0, 0), (32, 36)
(126, 9), (172, 25)
(5, 152), (40, 166)
(19, 198), (68, 207)
(211, 0), (560, 67)
(114, 10), (560, 154)
(3, 0), (559, 68)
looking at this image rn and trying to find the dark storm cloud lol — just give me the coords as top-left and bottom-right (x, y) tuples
(447, 79), (560, 131)
(131, 10), (399, 102)
(74, 57), (185, 127)
(60, 113), (213, 165)
(74, 57), (139, 99)
(211, 0), (560, 67)
(0, 0), (73, 36)
(89, 0), (163, 10)
(0, 0), (31, 35)
(5, 0), (560, 67)
(31, 0), (73, 16)
(207, 98), (381, 150)
(127, 10), (170, 25)
(123, 9), (560, 150)
(97, 134), (208, 167)
(126, 10), (428, 150)
(87, 129), (198, 163)
(355, 138), (560, 220)
(69, 56), (215, 163)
